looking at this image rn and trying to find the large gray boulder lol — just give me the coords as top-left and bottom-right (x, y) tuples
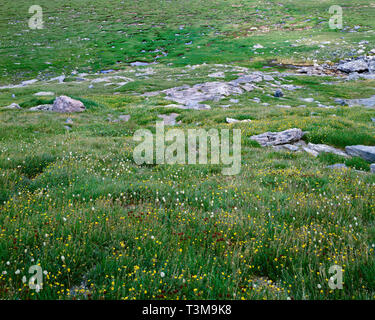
(250, 128), (304, 147)
(52, 96), (85, 113)
(345, 145), (375, 162)
(337, 59), (369, 73)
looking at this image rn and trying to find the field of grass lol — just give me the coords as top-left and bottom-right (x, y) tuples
(1, 0), (375, 300)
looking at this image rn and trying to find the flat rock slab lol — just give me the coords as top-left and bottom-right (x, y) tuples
(2, 103), (21, 110)
(163, 81), (243, 106)
(34, 91), (54, 96)
(327, 163), (348, 170)
(346, 95), (375, 108)
(345, 145), (375, 162)
(158, 113), (180, 125)
(159, 73), (267, 108)
(304, 143), (349, 158)
(226, 117), (251, 123)
(29, 104), (53, 111)
(164, 103), (211, 110)
(250, 128), (304, 147)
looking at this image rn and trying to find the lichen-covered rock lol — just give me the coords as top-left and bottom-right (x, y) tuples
(250, 128), (303, 147)
(303, 143), (349, 158)
(29, 104), (53, 111)
(2, 103), (21, 110)
(345, 145), (375, 162)
(52, 96), (85, 113)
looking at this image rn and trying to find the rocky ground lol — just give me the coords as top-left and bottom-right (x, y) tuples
(1, 0), (375, 300)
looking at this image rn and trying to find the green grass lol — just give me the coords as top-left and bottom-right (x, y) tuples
(1, 0), (375, 300)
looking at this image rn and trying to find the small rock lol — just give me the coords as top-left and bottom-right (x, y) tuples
(327, 163), (348, 169)
(2, 103), (21, 110)
(118, 115), (130, 122)
(274, 89), (283, 98)
(300, 98), (314, 103)
(370, 163), (375, 173)
(273, 144), (300, 152)
(65, 118), (74, 125)
(29, 104), (53, 111)
(34, 91), (54, 96)
(208, 72), (225, 78)
(226, 117), (251, 123)
(158, 113), (180, 125)
(263, 75), (274, 81)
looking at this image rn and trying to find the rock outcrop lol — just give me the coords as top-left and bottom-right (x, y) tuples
(345, 145), (375, 162)
(250, 128), (304, 147)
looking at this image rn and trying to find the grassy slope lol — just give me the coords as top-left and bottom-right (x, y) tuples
(0, 0), (375, 300)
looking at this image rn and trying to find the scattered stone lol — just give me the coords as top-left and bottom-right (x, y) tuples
(281, 84), (302, 91)
(208, 72), (225, 78)
(337, 58), (369, 73)
(64, 126), (72, 131)
(370, 163), (375, 173)
(34, 91), (54, 96)
(240, 83), (255, 92)
(65, 118), (74, 125)
(300, 97), (314, 103)
(163, 81), (243, 106)
(346, 95), (375, 108)
(253, 44), (264, 49)
(50, 75), (65, 83)
(100, 69), (115, 74)
(250, 128), (304, 147)
(29, 104), (53, 111)
(2, 103), (21, 110)
(274, 89), (283, 97)
(158, 113), (180, 125)
(226, 117), (251, 124)
(22, 79), (38, 86)
(345, 145), (375, 162)
(231, 74), (263, 84)
(118, 115), (130, 122)
(334, 98), (347, 106)
(327, 163), (348, 169)
(276, 105), (291, 108)
(52, 96), (85, 113)
(130, 61), (151, 66)
(303, 143), (349, 158)
(273, 144), (300, 152)
(263, 75), (274, 81)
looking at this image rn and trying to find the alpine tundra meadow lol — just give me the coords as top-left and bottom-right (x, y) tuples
(1, 0), (375, 302)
